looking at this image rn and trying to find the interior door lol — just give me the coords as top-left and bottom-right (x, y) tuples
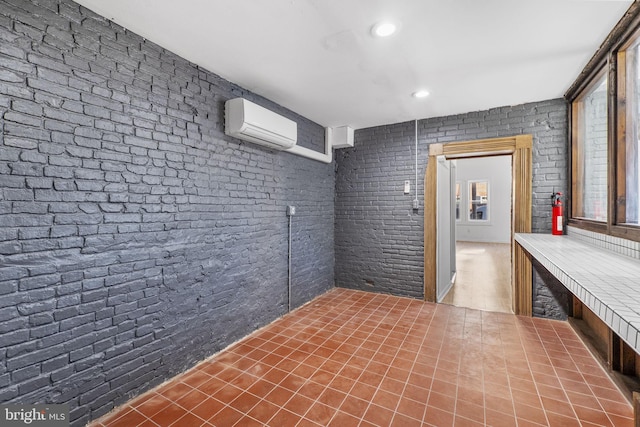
(436, 157), (456, 301)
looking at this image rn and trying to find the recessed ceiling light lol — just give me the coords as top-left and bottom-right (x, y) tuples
(371, 21), (396, 38)
(412, 90), (430, 98)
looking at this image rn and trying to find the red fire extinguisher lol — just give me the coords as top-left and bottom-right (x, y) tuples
(551, 192), (563, 235)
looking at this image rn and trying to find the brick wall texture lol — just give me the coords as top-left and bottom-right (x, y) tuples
(0, 0), (575, 424)
(0, 1), (334, 424)
(335, 98), (569, 317)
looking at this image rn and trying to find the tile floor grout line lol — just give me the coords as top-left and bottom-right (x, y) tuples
(539, 319), (586, 425)
(317, 291), (409, 424)
(519, 316), (570, 426)
(425, 302), (458, 424)
(451, 307), (467, 425)
(387, 300), (438, 425)
(553, 319), (632, 425)
(307, 294), (414, 425)
(497, 314), (523, 426)
(171, 295), (343, 427)
(253, 289), (381, 426)
(541, 318), (593, 424)
(316, 293), (411, 426)
(118, 289), (347, 427)
(235, 290), (354, 426)
(364, 298), (423, 424)
(481, 312), (517, 423)
(88, 288), (635, 427)
(289, 291), (379, 425)
(417, 303), (441, 424)
(554, 319), (630, 425)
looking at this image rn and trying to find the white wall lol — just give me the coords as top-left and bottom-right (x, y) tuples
(456, 156), (511, 243)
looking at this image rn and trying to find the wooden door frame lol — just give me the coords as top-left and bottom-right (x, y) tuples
(424, 135), (533, 316)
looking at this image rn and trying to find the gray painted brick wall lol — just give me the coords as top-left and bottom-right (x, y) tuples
(0, 1), (334, 425)
(335, 99), (569, 318)
(335, 122), (425, 298)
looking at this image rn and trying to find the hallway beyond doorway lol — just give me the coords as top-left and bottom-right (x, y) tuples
(441, 241), (512, 313)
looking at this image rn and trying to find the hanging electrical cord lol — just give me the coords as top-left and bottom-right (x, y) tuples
(414, 119), (419, 209)
(286, 205), (295, 312)
(287, 212), (292, 312)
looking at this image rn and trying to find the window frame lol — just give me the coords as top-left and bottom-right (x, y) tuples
(467, 180), (490, 222)
(616, 27), (640, 228)
(570, 67), (609, 224)
(566, 3), (640, 242)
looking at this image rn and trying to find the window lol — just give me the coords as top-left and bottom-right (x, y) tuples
(571, 69), (608, 222)
(618, 32), (640, 225)
(468, 180), (489, 221)
(567, 4), (640, 243)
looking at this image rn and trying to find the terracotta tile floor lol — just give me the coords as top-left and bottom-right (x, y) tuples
(90, 288), (633, 426)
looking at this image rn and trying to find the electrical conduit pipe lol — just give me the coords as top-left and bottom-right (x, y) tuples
(285, 127), (333, 163)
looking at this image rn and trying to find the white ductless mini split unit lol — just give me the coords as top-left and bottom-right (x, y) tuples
(224, 98), (297, 150)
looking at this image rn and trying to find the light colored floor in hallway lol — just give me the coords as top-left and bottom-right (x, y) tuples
(441, 241), (512, 314)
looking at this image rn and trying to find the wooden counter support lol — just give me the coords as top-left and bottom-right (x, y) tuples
(572, 295), (583, 320)
(635, 392), (640, 427)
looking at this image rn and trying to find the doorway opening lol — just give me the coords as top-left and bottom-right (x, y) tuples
(442, 242), (512, 312)
(424, 135), (533, 316)
(439, 155), (513, 313)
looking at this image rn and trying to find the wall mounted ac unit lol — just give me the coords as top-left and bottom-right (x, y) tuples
(225, 98), (297, 150)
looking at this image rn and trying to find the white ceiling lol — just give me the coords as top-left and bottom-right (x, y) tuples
(74, 0), (631, 130)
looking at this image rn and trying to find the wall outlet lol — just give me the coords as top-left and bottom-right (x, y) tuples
(404, 180), (411, 194)
(287, 206), (296, 216)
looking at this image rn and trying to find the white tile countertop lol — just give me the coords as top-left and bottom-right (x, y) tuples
(515, 232), (640, 354)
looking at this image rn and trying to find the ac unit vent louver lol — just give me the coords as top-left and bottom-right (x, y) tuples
(224, 98), (297, 150)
